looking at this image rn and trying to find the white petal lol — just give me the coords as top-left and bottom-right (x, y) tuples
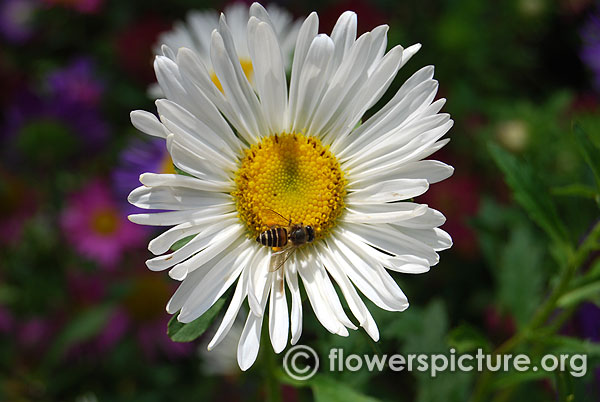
(147, 214), (235, 259)
(400, 43), (421, 67)
(208, 264), (251, 350)
(168, 224), (246, 280)
(248, 18), (288, 134)
(156, 99), (238, 163)
(139, 173), (233, 192)
(129, 206), (234, 227)
(393, 206), (447, 229)
(342, 203), (428, 224)
(288, 12), (319, 130)
(297, 250), (349, 336)
(176, 47), (248, 150)
(285, 260), (303, 344)
(347, 178), (429, 204)
(210, 30), (262, 144)
(342, 222), (439, 265)
(349, 160), (454, 188)
(268, 268), (288, 353)
(178, 243), (252, 322)
(128, 184), (232, 211)
(341, 79), (441, 167)
(318, 244), (379, 341)
(238, 265), (271, 371)
(291, 34), (335, 133)
(391, 226), (453, 251)
(166, 134), (231, 182)
(130, 110), (168, 138)
(237, 310), (263, 371)
(348, 118), (452, 174)
(330, 43), (405, 153)
(310, 32), (373, 141)
(247, 248), (271, 316)
(337, 65), (436, 160)
(327, 234), (408, 311)
(329, 11), (357, 70)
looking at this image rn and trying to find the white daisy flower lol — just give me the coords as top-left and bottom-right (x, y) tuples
(129, 2), (454, 370)
(151, 2), (301, 95)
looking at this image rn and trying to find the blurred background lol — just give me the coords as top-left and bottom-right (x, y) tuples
(1, 0), (599, 401)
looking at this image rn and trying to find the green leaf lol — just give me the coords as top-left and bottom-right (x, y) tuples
(311, 376), (381, 402)
(45, 304), (114, 366)
(573, 123), (600, 191)
(557, 281), (600, 307)
(497, 224), (544, 328)
(447, 323), (492, 353)
(536, 335), (600, 357)
(492, 369), (552, 388)
(488, 143), (569, 246)
(551, 183), (598, 199)
(170, 235), (196, 251)
(167, 298), (226, 342)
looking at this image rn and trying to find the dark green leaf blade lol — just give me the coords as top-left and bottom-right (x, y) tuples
(311, 376), (381, 402)
(167, 298), (226, 342)
(573, 123), (600, 191)
(488, 143), (569, 246)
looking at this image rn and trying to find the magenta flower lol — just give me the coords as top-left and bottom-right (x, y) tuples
(0, 0), (38, 44)
(42, 0), (102, 14)
(47, 57), (104, 108)
(60, 179), (146, 269)
(96, 272), (193, 360)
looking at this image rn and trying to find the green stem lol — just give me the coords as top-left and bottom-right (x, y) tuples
(470, 220), (600, 402)
(262, 327), (282, 402)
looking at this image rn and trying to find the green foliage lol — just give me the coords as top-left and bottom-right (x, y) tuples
(572, 123), (600, 194)
(45, 305), (114, 366)
(386, 301), (473, 402)
(447, 324), (492, 354)
(557, 281), (600, 307)
(497, 224), (544, 328)
(167, 298), (226, 342)
(310, 376), (382, 402)
(488, 143), (569, 248)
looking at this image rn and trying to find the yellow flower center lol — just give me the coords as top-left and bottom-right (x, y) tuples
(91, 208), (118, 235)
(232, 133), (346, 239)
(124, 275), (171, 322)
(159, 153), (175, 174)
(211, 58), (254, 93)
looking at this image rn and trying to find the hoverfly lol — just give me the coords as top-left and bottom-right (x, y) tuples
(256, 209), (315, 272)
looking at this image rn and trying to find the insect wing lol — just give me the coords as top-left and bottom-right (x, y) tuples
(269, 246), (295, 272)
(260, 209), (290, 227)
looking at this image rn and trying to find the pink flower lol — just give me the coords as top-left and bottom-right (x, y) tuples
(94, 271), (194, 360)
(42, 0), (102, 14)
(60, 179), (146, 269)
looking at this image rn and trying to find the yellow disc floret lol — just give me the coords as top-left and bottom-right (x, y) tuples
(211, 58), (254, 93)
(232, 133), (346, 239)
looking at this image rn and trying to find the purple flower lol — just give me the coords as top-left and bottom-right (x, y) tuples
(93, 272), (193, 360)
(581, 13), (600, 90)
(3, 90), (108, 165)
(42, 0), (102, 14)
(60, 179), (146, 269)
(18, 316), (55, 355)
(47, 57), (104, 108)
(113, 136), (174, 214)
(0, 305), (14, 334)
(0, 0), (38, 44)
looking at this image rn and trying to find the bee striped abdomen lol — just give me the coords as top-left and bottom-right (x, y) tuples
(257, 227), (288, 247)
